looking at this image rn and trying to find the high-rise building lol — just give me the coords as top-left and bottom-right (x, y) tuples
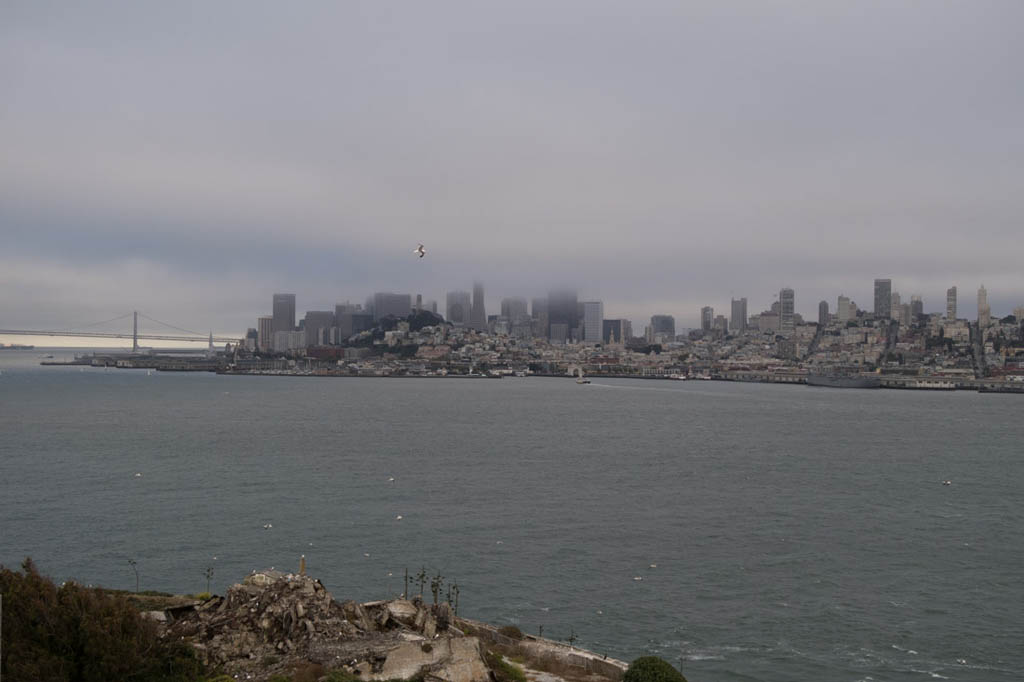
(500, 297), (529, 323)
(304, 310), (335, 347)
(582, 301), (604, 344)
(547, 290), (578, 342)
(1014, 306), (1024, 322)
(910, 295), (923, 320)
(730, 298), (748, 332)
(602, 319), (631, 345)
(272, 294), (296, 334)
(372, 292), (412, 321)
(713, 315), (728, 332)
(874, 279), (892, 319)
(257, 316), (273, 352)
(531, 298), (549, 339)
(837, 295), (851, 323)
(946, 286), (957, 320)
(470, 282), (487, 331)
(700, 307), (713, 331)
(978, 285), (991, 328)
(650, 314), (676, 340)
(446, 291), (472, 326)
(818, 300), (829, 326)
(779, 288), (795, 334)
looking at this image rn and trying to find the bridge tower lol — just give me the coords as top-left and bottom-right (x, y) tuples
(132, 311), (138, 352)
(208, 331), (213, 350)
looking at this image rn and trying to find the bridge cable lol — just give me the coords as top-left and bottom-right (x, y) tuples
(137, 313), (205, 337)
(58, 312), (135, 333)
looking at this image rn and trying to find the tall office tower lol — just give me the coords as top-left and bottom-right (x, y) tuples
(837, 295), (851, 323)
(650, 314), (676, 340)
(547, 290), (579, 342)
(272, 293), (296, 334)
(470, 282), (487, 331)
(414, 294), (422, 313)
(946, 286), (957, 319)
(978, 285), (991, 327)
(257, 316), (273, 352)
(445, 291), (472, 326)
(910, 295), (923, 320)
(700, 307), (713, 331)
(730, 298), (748, 331)
(530, 297), (549, 339)
(602, 319), (629, 345)
(582, 301), (604, 343)
(304, 310), (335, 347)
(372, 292), (412, 321)
(779, 288), (795, 334)
(713, 315), (729, 332)
(891, 292), (902, 318)
(874, 279), (892, 319)
(501, 297), (529, 323)
(818, 301), (829, 326)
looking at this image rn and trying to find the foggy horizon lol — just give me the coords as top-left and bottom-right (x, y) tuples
(3, 1), (1023, 336)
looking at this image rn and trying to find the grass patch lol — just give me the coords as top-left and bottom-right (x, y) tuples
(487, 652), (528, 682)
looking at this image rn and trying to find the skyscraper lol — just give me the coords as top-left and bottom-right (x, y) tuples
(547, 289), (578, 342)
(730, 298), (748, 331)
(272, 294), (296, 334)
(257, 316), (273, 352)
(946, 286), (957, 320)
(470, 282), (487, 331)
(874, 279), (892, 319)
(837, 295), (851, 323)
(372, 292), (412, 321)
(446, 291), (471, 326)
(582, 301), (604, 344)
(650, 315), (675, 340)
(700, 307), (713, 331)
(978, 285), (991, 327)
(779, 288), (795, 334)
(500, 297), (529, 323)
(531, 297), (549, 339)
(910, 295), (923, 320)
(303, 310), (335, 347)
(818, 300), (829, 326)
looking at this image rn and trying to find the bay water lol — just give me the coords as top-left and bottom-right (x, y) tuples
(1, 350), (1022, 681)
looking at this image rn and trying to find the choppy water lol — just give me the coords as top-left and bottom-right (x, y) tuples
(1, 350), (1022, 682)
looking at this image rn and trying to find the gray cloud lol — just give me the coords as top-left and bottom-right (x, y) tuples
(2, 0), (1023, 335)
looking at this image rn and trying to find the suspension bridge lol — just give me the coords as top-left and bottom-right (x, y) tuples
(0, 312), (239, 350)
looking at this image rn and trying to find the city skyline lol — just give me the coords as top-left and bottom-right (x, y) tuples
(3, 3), (1024, 335)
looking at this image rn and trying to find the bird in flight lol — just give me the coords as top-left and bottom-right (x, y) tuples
(414, 244), (426, 258)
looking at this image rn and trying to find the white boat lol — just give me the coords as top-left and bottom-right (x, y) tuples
(576, 377), (591, 384)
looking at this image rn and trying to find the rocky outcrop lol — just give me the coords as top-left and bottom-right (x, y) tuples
(162, 570), (487, 682)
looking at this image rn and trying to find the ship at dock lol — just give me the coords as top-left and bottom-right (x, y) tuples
(806, 372), (881, 389)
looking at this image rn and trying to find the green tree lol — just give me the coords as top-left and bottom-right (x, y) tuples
(623, 656), (689, 682)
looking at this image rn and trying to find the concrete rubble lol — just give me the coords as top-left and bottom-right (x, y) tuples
(161, 569), (488, 682)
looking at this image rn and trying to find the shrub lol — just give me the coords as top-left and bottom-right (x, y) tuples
(0, 558), (205, 682)
(292, 662), (325, 682)
(623, 656), (688, 682)
(324, 671), (361, 682)
(193, 591), (212, 601)
(497, 624), (524, 640)
(486, 651), (527, 682)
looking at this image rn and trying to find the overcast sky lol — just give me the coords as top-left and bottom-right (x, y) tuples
(2, 0), (1023, 339)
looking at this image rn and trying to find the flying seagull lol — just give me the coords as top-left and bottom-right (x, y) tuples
(413, 244), (426, 258)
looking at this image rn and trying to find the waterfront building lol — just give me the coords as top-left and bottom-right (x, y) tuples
(730, 298), (748, 331)
(303, 310), (335, 347)
(257, 316), (273, 352)
(779, 288), (795, 334)
(818, 300), (829, 326)
(446, 291), (472, 326)
(837, 295), (851, 323)
(700, 307), (713, 332)
(272, 330), (306, 353)
(272, 293), (296, 334)
(582, 301), (604, 344)
(874, 279), (892, 319)
(470, 282), (487, 331)
(372, 292), (412, 321)
(978, 285), (991, 328)
(651, 314), (676, 340)
(946, 286), (957, 320)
